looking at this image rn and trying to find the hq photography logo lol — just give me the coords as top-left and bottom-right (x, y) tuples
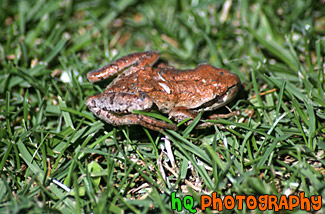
(170, 192), (322, 213)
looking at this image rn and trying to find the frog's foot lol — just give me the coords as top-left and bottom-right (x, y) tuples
(196, 110), (241, 129)
(208, 110), (241, 119)
(87, 51), (160, 82)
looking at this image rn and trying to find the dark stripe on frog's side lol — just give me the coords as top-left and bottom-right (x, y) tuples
(193, 83), (240, 110)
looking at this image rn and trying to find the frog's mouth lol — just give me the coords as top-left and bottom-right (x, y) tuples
(198, 83), (240, 111)
(218, 83), (240, 103)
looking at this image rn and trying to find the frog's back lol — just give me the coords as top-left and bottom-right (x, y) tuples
(155, 64), (239, 109)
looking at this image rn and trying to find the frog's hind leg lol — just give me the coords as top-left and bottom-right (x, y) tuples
(87, 51), (160, 82)
(93, 109), (176, 132)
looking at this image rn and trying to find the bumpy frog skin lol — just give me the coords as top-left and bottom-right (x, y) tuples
(86, 51), (241, 131)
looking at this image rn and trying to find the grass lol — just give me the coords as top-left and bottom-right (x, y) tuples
(0, 0), (324, 213)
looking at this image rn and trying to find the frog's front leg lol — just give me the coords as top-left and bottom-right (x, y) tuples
(87, 51), (160, 82)
(137, 114), (177, 131)
(169, 107), (198, 123)
(169, 107), (240, 129)
(169, 107), (219, 128)
(86, 92), (176, 131)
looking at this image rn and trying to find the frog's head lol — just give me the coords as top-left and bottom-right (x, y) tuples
(197, 64), (241, 111)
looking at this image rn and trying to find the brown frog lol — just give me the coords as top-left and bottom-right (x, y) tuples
(86, 51), (241, 131)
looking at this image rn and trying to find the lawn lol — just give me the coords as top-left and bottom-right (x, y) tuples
(0, 0), (324, 213)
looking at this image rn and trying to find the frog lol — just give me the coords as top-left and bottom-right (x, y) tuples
(86, 51), (241, 132)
